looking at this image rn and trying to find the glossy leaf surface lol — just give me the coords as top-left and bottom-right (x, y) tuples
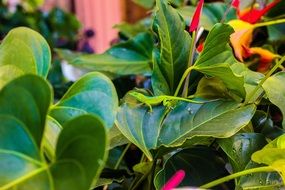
(252, 134), (285, 182)
(263, 72), (285, 127)
(0, 75), (107, 189)
(155, 147), (228, 189)
(238, 161), (283, 190)
(56, 33), (153, 76)
(49, 72), (118, 129)
(116, 99), (255, 159)
(218, 133), (267, 173)
(152, 0), (191, 95)
(0, 27), (51, 88)
(193, 24), (245, 98)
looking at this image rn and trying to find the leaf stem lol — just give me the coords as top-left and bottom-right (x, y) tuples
(174, 66), (194, 97)
(243, 56), (285, 105)
(200, 166), (275, 189)
(114, 143), (131, 170)
(182, 31), (197, 97)
(253, 18), (285, 28)
(220, 1), (232, 23)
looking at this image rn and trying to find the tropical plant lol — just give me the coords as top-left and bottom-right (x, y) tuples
(2, 0), (285, 189)
(0, 27), (118, 189)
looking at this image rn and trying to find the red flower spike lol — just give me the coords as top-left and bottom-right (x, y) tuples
(231, 0), (239, 9)
(189, 0), (204, 32)
(162, 170), (186, 190)
(238, 0), (281, 24)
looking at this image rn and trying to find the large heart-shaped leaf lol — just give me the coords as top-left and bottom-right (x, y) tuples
(218, 133), (267, 173)
(49, 72), (118, 129)
(262, 72), (285, 127)
(56, 32), (153, 76)
(0, 75), (108, 189)
(151, 0), (191, 95)
(116, 99), (256, 160)
(0, 27), (51, 88)
(154, 147), (228, 189)
(193, 24), (246, 98)
(0, 75), (51, 146)
(55, 115), (108, 187)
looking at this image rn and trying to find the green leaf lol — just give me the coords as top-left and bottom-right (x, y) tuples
(268, 24), (285, 42)
(49, 72), (118, 129)
(132, 0), (184, 9)
(263, 72), (285, 127)
(22, 0), (44, 11)
(56, 115), (108, 187)
(151, 48), (171, 95)
(0, 75), (51, 146)
(116, 99), (256, 160)
(252, 111), (284, 139)
(0, 75), (107, 189)
(133, 162), (153, 175)
(178, 3), (237, 31)
(193, 24), (246, 98)
(0, 114), (107, 189)
(195, 77), (240, 100)
(231, 63), (264, 103)
(238, 161), (283, 190)
(218, 133), (267, 173)
(56, 33), (153, 76)
(108, 126), (129, 149)
(154, 147), (228, 189)
(114, 21), (149, 39)
(43, 117), (62, 160)
(152, 0), (191, 95)
(0, 27), (51, 88)
(194, 64), (246, 99)
(132, 0), (154, 9)
(252, 134), (285, 182)
(194, 23), (235, 67)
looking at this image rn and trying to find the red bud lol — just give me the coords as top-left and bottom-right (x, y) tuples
(189, 0), (204, 32)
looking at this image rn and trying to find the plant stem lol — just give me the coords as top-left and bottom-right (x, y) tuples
(182, 31), (197, 97)
(243, 56), (285, 105)
(114, 143), (131, 170)
(200, 166), (275, 189)
(174, 66), (194, 97)
(148, 158), (157, 190)
(253, 18), (285, 28)
(220, 1), (232, 23)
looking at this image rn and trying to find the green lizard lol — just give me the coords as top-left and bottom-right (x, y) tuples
(128, 91), (205, 112)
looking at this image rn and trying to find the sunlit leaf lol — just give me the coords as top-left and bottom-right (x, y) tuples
(56, 33), (153, 76)
(152, 0), (191, 95)
(49, 72), (118, 129)
(0, 27), (51, 88)
(116, 98), (255, 160)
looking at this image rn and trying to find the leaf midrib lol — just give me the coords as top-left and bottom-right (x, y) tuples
(166, 103), (239, 145)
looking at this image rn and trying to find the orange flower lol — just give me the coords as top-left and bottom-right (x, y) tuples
(249, 47), (280, 72)
(228, 20), (253, 61)
(228, 20), (279, 72)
